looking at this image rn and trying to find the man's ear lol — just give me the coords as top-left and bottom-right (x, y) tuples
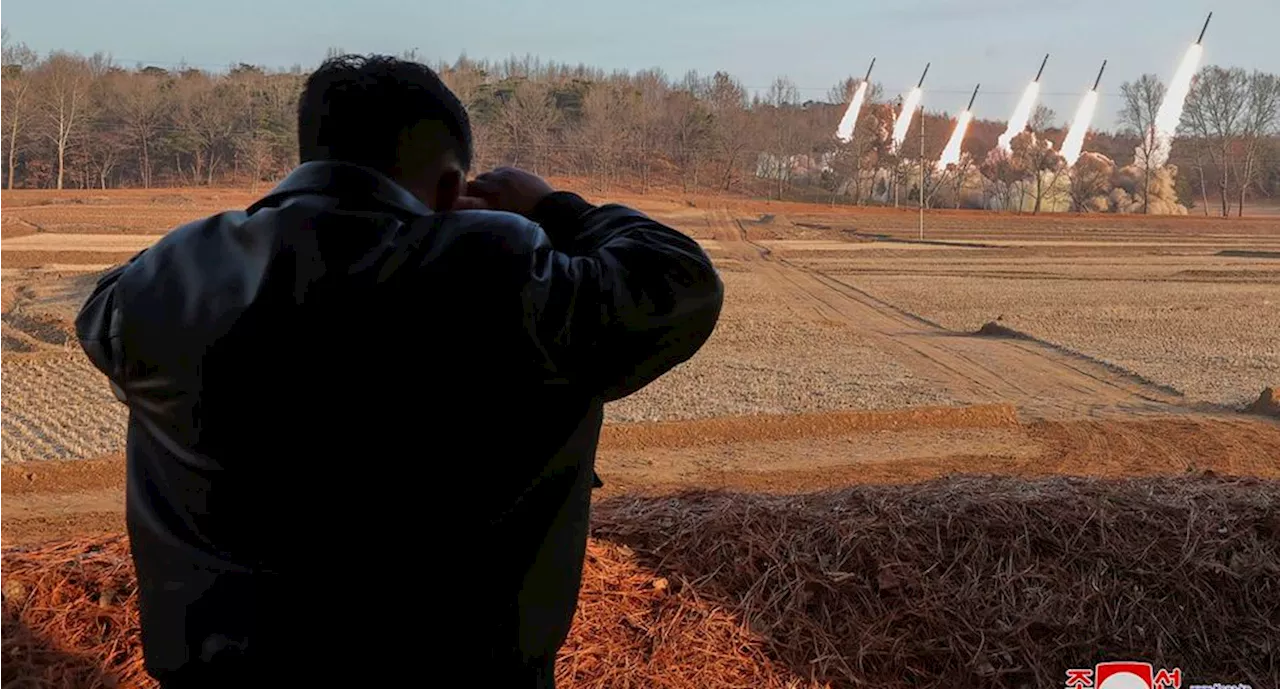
(434, 168), (464, 212)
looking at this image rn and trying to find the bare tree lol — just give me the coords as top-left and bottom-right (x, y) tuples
(577, 81), (628, 191)
(1017, 105), (1066, 213)
(83, 68), (132, 189)
(172, 71), (242, 185)
(705, 71), (751, 193)
(2, 37), (39, 189)
(109, 68), (171, 187)
(664, 73), (713, 193)
(1119, 74), (1166, 213)
(494, 80), (558, 173)
(1235, 71), (1280, 216)
(1181, 66), (1250, 217)
(35, 52), (97, 189)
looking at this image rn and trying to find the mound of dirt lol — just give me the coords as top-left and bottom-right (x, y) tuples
(4, 476), (1277, 688)
(975, 320), (1031, 339)
(1247, 387), (1280, 417)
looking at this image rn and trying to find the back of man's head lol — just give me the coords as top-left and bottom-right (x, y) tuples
(297, 55), (472, 206)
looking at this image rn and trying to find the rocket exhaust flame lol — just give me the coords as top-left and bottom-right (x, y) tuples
(835, 81), (870, 143)
(836, 58), (876, 143)
(1148, 42), (1203, 168)
(891, 87), (924, 152)
(996, 81), (1041, 152)
(890, 64), (930, 152)
(937, 84), (980, 169)
(1062, 60), (1106, 167)
(937, 110), (973, 169)
(1061, 89), (1099, 167)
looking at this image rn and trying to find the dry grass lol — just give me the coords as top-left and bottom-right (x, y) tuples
(591, 475), (1280, 688)
(3, 476), (1278, 688)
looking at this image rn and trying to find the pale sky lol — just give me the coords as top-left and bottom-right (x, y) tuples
(4, 0), (1277, 130)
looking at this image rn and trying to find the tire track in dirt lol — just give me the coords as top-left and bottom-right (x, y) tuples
(705, 208), (1186, 419)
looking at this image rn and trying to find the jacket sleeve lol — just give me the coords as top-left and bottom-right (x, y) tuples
(524, 192), (724, 402)
(75, 252), (143, 403)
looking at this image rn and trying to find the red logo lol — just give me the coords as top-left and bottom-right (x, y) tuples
(1065, 661), (1183, 689)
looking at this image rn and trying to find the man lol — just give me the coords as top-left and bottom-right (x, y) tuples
(76, 55), (722, 688)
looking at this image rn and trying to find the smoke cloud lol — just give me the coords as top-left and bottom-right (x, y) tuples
(1068, 152), (1187, 214)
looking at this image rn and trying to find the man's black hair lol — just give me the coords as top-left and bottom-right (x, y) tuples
(297, 54), (473, 173)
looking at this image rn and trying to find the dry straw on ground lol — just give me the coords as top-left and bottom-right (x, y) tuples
(3, 476), (1278, 688)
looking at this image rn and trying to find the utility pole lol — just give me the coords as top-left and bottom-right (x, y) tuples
(919, 103), (924, 240)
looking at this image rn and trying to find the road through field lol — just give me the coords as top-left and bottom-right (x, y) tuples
(702, 208), (1189, 420)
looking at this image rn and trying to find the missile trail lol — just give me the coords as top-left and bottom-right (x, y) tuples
(891, 64), (930, 152)
(1061, 91), (1099, 167)
(1148, 42), (1203, 168)
(836, 58), (876, 143)
(1062, 60), (1107, 166)
(938, 84), (980, 169)
(891, 88), (924, 152)
(997, 54), (1049, 153)
(1144, 14), (1211, 168)
(997, 81), (1041, 152)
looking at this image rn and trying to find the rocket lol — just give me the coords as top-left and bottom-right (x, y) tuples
(1034, 53), (1049, 82)
(966, 83), (980, 111)
(864, 57), (876, 83)
(1092, 60), (1107, 91)
(1197, 12), (1212, 44)
(917, 62), (931, 88)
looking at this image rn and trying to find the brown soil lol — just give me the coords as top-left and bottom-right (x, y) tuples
(2, 251), (140, 269)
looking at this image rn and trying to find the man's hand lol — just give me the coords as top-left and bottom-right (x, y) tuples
(465, 167), (555, 218)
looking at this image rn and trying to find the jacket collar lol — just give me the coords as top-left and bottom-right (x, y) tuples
(252, 160), (432, 217)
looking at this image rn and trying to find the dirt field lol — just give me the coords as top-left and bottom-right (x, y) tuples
(4, 187), (1280, 689)
(2, 188), (1279, 545)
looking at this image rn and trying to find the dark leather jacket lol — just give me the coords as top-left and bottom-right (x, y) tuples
(76, 161), (723, 686)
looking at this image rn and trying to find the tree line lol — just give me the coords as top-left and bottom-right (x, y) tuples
(3, 38), (1277, 215)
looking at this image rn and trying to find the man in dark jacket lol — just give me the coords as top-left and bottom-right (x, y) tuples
(76, 55), (722, 688)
